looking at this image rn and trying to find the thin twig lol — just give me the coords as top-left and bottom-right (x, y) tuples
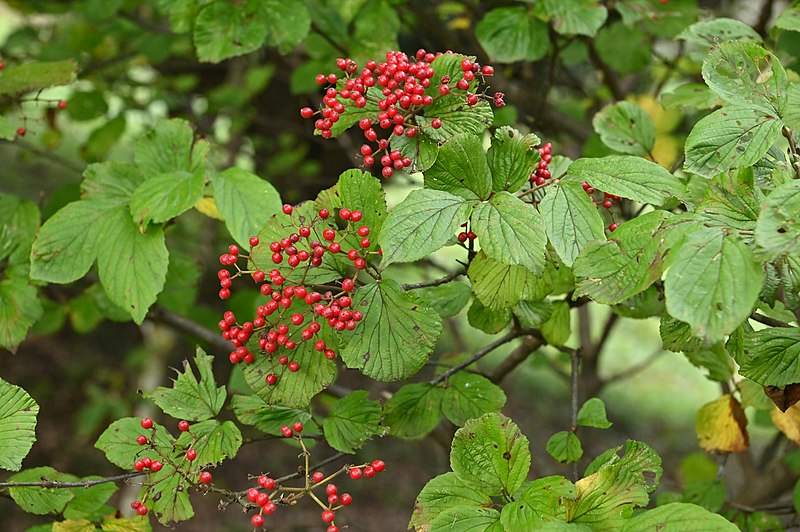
(570, 348), (582, 481)
(402, 269), (465, 290)
(152, 307), (231, 353)
(602, 349), (665, 386)
(782, 126), (800, 179)
(489, 335), (544, 383)
(430, 329), (529, 385)
(0, 471), (145, 490)
(750, 312), (794, 328)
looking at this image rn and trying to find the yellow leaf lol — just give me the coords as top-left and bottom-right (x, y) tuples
(631, 94), (681, 134)
(194, 197), (224, 221)
(696, 394), (749, 453)
(771, 404), (800, 444)
(53, 520), (95, 532)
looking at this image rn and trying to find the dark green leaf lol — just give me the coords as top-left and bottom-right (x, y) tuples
(94, 417), (175, 470)
(487, 127), (541, 193)
(739, 327), (800, 388)
(425, 134), (492, 201)
(540, 180), (605, 267)
(476, 7), (549, 63)
(442, 372), (507, 426)
(8, 467), (75, 515)
(230, 394), (312, 435)
(262, 0), (311, 52)
(514, 301), (553, 329)
(0, 60), (77, 97)
(175, 419), (241, 465)
(0, 280), (43, 353)
(775, 6), (800, 32)
(467, 298), (512, 334)
(130, 170), (204, 227)
(568, 156), (685, 206)
(391, 133), (439, 172)
(430, 506), (502, 531)
(63, 478), (117, 520)
(0, 378), (38, 471)
(541, 301), (571, 346)
(148, 463), (194, 525)
(594, 22), (651, 75)
(592, 102), (655, 156)
(336, 169), (388, 241)
(415, 95), (493, 143)
(661, 84), (721, 110)
(536, 0), (608, 37)
(193, 1), (269, 63)
(415, 281), (472, 319)
(134, 118), (208, 179)
(323, 390), (384, 453)
(65, 91), (108, 121)
(621, 502), (738, 531)
(0, 193), (40, 266)
(384, 383), (444, 440)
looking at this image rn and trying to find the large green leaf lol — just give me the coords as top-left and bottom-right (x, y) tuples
(536, 0), (608, 37)
(415, 281), (472, 319)
(592, 102), (655, 156)
(81, 161), (144, 205)
(430, 506), (502, 531)
(450, 413), (531, 497)
(471, 192), (547, 274)
(8, 467), (75, 515)
(684, 106), (782, 178)
(0, 279), (43, 352)
(415, 95), (494, 143)
(230, 394), (312, 435)
(442, 372), (507, 426)
(0, 60), (77, 98)
(594, 22), (651, 75)
(391, 133), (439, 172)
(476, 7), (549, 63)
(94, 417), (176, 470)
(755, 180), (800, 260)
(193, 0), (269, 63)
(175, 419), (241, 465)
(487, 127), (541, 193)
(425, 134), (492, 201)
(378, 189), (470, 267)
(702, 41), (788, 114)
(384, 382), (444, 440)
(504, 476), (575, 527)
(341, 280), (442, 381)
(540, 180), (605, 267)
(664, 227), (763, 343)
(468, 252), (549, 310)
(322, 390), (384, 453)
(409, 472), (494, 528)
(0, 378), (38, 471)
(134, 118), (208, 179)
(144, 348), (226, 421)
(468, 298), (512, 334)
(147, 463), (194, 525)
(738, 328), (800, 388)
(129, 170), (204, 227)
(621, 502), (738, 531)
(62, 477), (117, 521)
(568, 156), (685, 206)
(677, 18), (761, 53)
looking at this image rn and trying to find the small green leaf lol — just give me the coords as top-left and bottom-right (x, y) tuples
(0, 193), (40, 266)
(568, 156), (685, 206)
(193, 1), (268, 63)
(540, 180), (605, 267)
(81, 161), (144, 205)
(384, 383), (444, 440)
(429, 506), (502, 531)
(231, 394), (312, 435)
(514, 301), (553, 329)
(336, 169), (388, 241)
(516, 476), (576, 524)
(755, 180), (800, 260)
(210, 168), (282, 249)
(95, 417), (175, 470)
(0, 115), (17, 140)
(471, 192), (546, 274)
(0, 279), (43, 353)
(450, 413), (531, 497)
(738, 328), (800, 388)
(677, 18), (761, 53)
(577, 398), (612, 429)
(592, 102), (655, 156)
(546, 431), (583, 463)
(0, 60), (77, 98)
(409, 472), (494, 528)
(415, 281), (472, 319)
(0, 378), (39, 471)
(66, 91), (108, 121)
(425, 133), (492, 201)
(621, 502), (738, 531)
(100, 515), (151, 531)
(468, 252), (549, 310)
(664, 227), (763, 343)
(145, 348), (226, 421)
(541, 301), (572, 346)
(391, 133), (439, 172)
(134, 118), (208, 179)
(476, 7), (549, 63)
(175, 419), (241, 465)
(262, 0), (311, 52)
(594, 22), (651, 75)
(487, 127), (541, 193)
(129, 170), (204, 227)
(442, 372), (507, 426)
(340, 280), (442, 381)
(378, 189), (471, 267)
(467, 298), (512, 334)
(8, 467), (75, 515)
(323, 390), (383, 453)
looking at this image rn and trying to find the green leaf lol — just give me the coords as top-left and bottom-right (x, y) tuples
(378, 189), (470, 267)
(81, 161), (144, 206)
(0, 279), (43, 353)
(592, 102), (655, 156)
(100, 515), (151, 531)
(775, 6), (800, 32)
(157, 250), (201, 315)
(336, 169), (388, 240)
(243, 337), (337, 408)
(148, 463), (194, 525)
(546, 431), (583, 463)
(568, 156), (685, 206)
(8, 467), (75, 515)
(684, 106), (783, 178)
(660, 315), (704, 353)
(536, 0), (608, 37)
(53, 519), (95, 532)
(384, 383), (444, 440)
(63, 477), (117, 520)
(702, 41), (788, 114)
(231, 394), (312, 435)
(661, 84), (721, 111)
(516, 476), (576, 525)
(468, 252), (549, 310)
(514, 301), (553, 329)
(621, 502), (738, 531)
(565, 441), (662, 527)
(134, 118), (208, 179)
(0, 378), (38, 471)
(340, 280), (442, 381)
(0, 115), (17, 140)
(0, 193), (40, 265)
(262, 0), (310, 52)
(476, 7), (549, 63)
(144, 348), (225, 421)
(175, 419), (241, 465)
(415, 281), (472, 319)
(95, 207), (168, 324)
(94, 417), (175, 470)
(322, 390), (384, 453)
(468, 298), (512, 334)
(450, 413), (531, 497)
(129, 171), (204, 227)
(684, 345), (735, 382)
(755, 180), (800, 260)
(415, 95), (494, 143)
(471, 192), (546, 274)
(664, 227), (763, 343)
(442, 372), (507, 426)
(409, 472), (494, 528)
(425, 134), (492, 201)
(696, 169), (761, 232)
(193, 1), (269, 63)
(391, 133), (439, 172)
(66, 91), (108, 121)
(541, 301), (571, 346)
(577, 398), (612, 429)
(738, 328), (800, 388)
(0, 60), (77, 98)
(487, 127), (541, 193)
(540, 180), (605, 267)
(430, 506), (502, 531)
(677, 18), (761, 55)
(594, 22), (651, 75)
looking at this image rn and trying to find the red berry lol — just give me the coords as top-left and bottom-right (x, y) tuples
(263, 501), (276, 514)
(482, 65), (495, 76)
(340, 493), (353, 506)
(186, 449), (197, 461)
(137, 505), (148, 516)
(349, 467), (362, 480)
(178, 420), (190, 432)
(251, 514), (265, 527)
(351, 210), (363, 222)
(431, 118), (442, 129)
(134, 460), (145, 471)
(328, 527), (339, 532)
(16, 127), (26, 137)
(323, 228), (336, 241)
(288, 361), (300, 372)
(141, 418), (153, 429)
(364, 466), (375, 478)
(339, 208), (351, 220)
(300, 107), (314, 118)
(57, 99), (67, 110)
(353, 258), (367, 269)
(136, 435), (147, 445)
(282, 204), (293, 215)
(372, 459), (386, 472)
(608, 223), (620, 232)
(291, 313), (304, 325)
(293, 421), (303, 433)
(342, 278), (355, 292)
(199, 471), (212, 483)
(312, 471), (325, 483)
(360, 238), (371, 248)
(326, 484), (338, 495)
(281, 425), (293, 438)
(321, 510), (335, 524)
(266, 373), (277, 385)
(247, 488), (259, 501)
(131, 500), (141, 509)
(357, 226), (370, 237)
(250, 236), (260, 247)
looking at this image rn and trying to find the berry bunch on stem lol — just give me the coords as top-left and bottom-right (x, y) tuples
(300, 49), (501, 178)
(580, 182), (623, 231)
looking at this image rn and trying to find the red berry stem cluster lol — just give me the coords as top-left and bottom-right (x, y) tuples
(245, 421), (385, 531)
(529, 142), (554, 186)
(11, 96), (68, 138)
(129, 418), (214, 516)
(300, 49), (501, 178)
(579, 182), (623, 231)
(217, 206), (376, 387)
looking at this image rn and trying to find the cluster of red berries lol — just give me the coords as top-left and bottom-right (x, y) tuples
(580, 182), (623, 231)
(457, 221), (477, 244)
(300, 49), (500, 178)
(14, 99), (67, 138)
(217, 206), (374, 385)
(530, 142), (554, 186)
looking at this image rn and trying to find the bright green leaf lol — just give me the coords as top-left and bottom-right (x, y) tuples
(323, 390), (384, 453)
(468, 252), (549, 310)
(540, 180), (605, 267)
(0, 60), (77, 98)
(134, 118), (208, 179)
(592, 102), (655, 156)
(409, 472), (494, 528)
(775, 6), (800, 32)
(415, 281), (472, 319)
(0, 279), (43, 353)
(384, 382), (444, 440)
(487, 127), (541, 193)
(739, 327), (800, 388)
(0, 193), (40, 266)
(536, 0), (608, 37)
(577, 398), (612, 429)
(211, 167), (282, 248)
(193, 1), (269, 63)
(231, 394), (312, 435)
(546, 431), (583, 463)
(467, 298), (512, 334)
(63, 477), (117, 520)
(415, 95), (494, 143)
(430, 506), (502, 531)
(147, 462), (194, 525)
(568, 156), (685, 206)
(175, 419), (241, 465)
(425, 134), (492, 201)
(755, 180), (800, 260)
(0, 378), (38, 471)
(8, 467), (75, 515)
(129, 170), (204, 227)
(442, 372), (507, 426)
(94, 417), (176, 470)
(622, 502), (738, 531)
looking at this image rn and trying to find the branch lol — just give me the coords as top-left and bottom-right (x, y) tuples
(750, 312), (794, 329)
(0, 471), (145, 490)
(430, 329), (528, 385)
(782, 126), (800, 179)
(152, 307), (231, 353)
(489, 335), (544, 383)
(602, 349), (665, 387)
(583, 37), (624, 101)
(402, 269), (465, 290)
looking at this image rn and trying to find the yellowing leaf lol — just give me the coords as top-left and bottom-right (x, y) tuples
(771, 404), (800, 444)
(632, 95), (682, 133)
(194, 197), (224, 221)
(696, 395), (749, 453)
